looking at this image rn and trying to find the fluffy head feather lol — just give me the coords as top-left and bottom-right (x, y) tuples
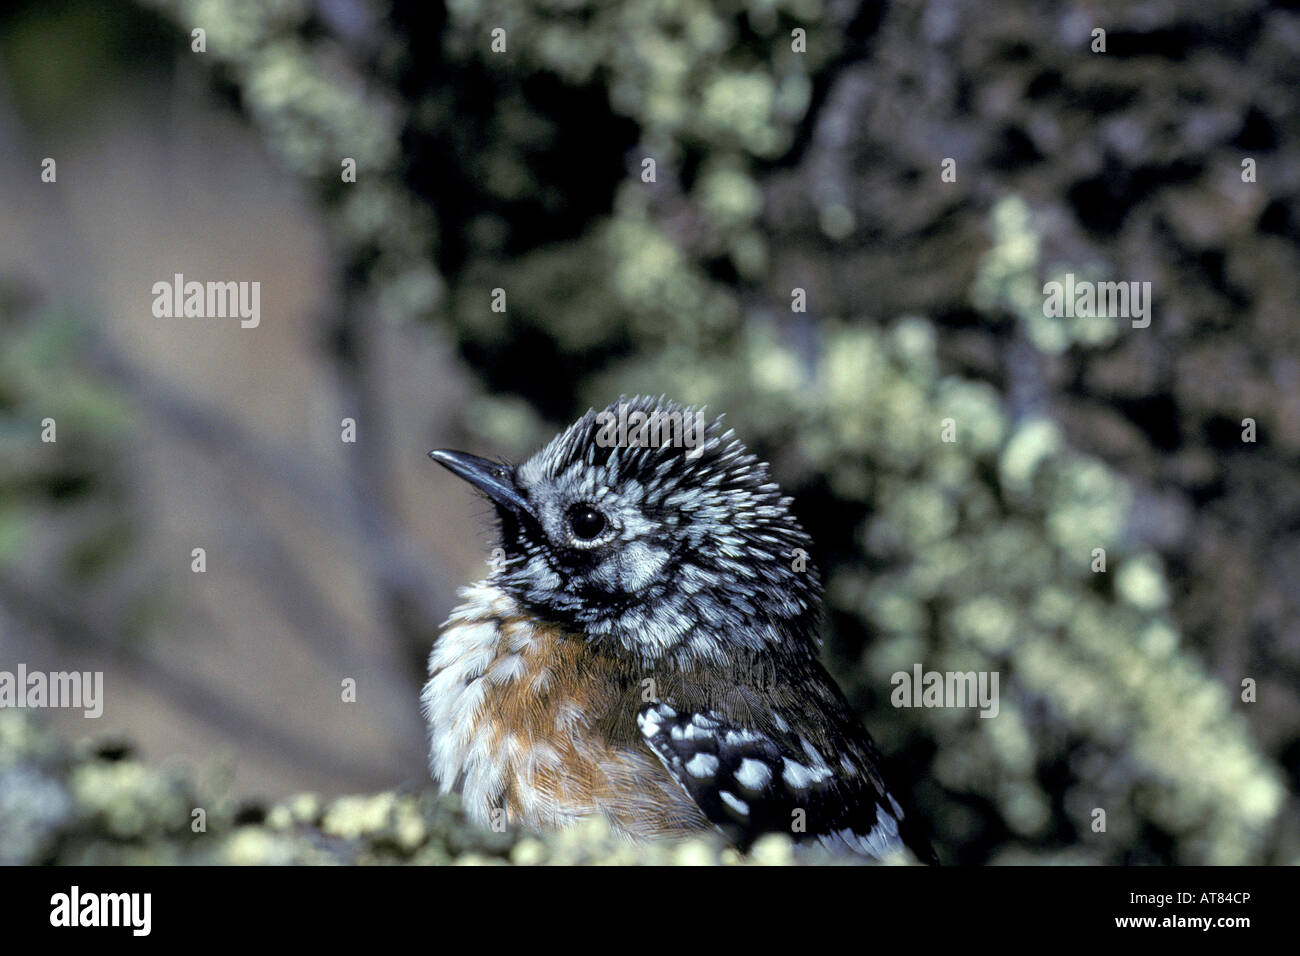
(486, 396), (821, 667)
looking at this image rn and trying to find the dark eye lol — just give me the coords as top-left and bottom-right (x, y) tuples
(568, 505), (607, 540)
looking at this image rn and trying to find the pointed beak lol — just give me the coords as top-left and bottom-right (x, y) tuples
(428, 449), (535, 518)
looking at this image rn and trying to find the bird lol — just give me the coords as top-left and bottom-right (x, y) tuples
(423, 395), (936, 863)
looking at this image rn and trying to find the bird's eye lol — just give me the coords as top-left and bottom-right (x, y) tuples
(567, 505), (607, 540)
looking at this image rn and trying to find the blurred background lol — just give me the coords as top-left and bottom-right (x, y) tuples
(0, 0), (1297, 864)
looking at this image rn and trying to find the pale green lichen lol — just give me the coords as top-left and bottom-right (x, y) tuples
(974, 196), (1120, 354)
(0, 712), (840, 865)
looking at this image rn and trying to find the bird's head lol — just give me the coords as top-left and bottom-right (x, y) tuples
(430, 396), (821, 666)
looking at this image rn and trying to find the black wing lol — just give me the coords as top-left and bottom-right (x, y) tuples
(637, 689), (935, 863)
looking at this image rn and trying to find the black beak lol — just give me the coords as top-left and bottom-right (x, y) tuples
(428, 449), (535, 518)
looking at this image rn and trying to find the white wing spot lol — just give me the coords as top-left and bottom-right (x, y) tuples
(735, 758), (772, 791)
(719, 791), (749, 817)
(783, 760), (814, 789)
(685, 753), (719, 778)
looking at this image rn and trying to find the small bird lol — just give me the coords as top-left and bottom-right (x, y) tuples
(424, 396), (935, 862)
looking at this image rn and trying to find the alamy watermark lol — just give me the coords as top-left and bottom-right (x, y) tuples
(50, 886), (150, 936)
(595, 402), (706, 459)
(891, 665), (999, 719)
(151, 273), (260, 328)
(0, 664), (103, 718)
(1042, 273), (1151, 328)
